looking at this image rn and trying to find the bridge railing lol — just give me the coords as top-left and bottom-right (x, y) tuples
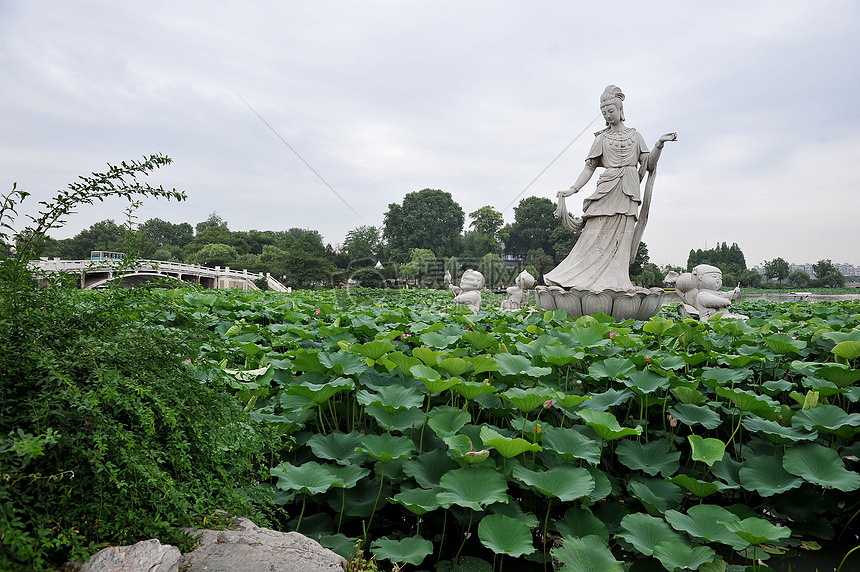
(29, 258), (289, 291)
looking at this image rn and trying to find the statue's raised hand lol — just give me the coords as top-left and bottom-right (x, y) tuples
(658, 132), (677, 144)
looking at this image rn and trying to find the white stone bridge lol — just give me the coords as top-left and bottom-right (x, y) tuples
(30, 258), (290, 291)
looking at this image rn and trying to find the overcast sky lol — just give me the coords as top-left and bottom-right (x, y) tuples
(2, 1), (859, 268)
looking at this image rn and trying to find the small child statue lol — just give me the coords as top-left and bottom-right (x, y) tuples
(500, 270), (536, 311)
(665, 264), (747, 320)
(449, 269), (485, 314)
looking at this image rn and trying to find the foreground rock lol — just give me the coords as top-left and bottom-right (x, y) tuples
(180, 516), (345, 572)
(70, 516), (344, 572)
(75, 539), (180, 572)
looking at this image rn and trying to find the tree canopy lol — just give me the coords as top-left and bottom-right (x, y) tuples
(383, 189), (465, 263)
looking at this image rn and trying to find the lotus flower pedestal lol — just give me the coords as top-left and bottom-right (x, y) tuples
(534, 286), (665, 321)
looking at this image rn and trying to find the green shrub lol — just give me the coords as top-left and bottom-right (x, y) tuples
(0, 157), (281, 570)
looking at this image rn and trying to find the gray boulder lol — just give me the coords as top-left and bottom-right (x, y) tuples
(76, 538), (180, 572)
(180, 516), (345, 572)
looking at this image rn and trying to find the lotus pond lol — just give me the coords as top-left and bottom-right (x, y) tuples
(159, 288), (860, 571)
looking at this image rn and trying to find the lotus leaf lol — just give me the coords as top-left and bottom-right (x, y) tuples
(576, 409), (642, 440)
(499, 386), (554, 413)
(403, 448), (458, 488)
(588, 357), (636, 380)
(427, 407), (471, 438)
(667, 474), (720, 498)
(480, 425), (542, 458)
(318, 351), (368, 375)
(438, 356), (474, 377)
(617, 513), (685, 556)
(552, 534), (622, 571)
(462, 329), (499, 351)
(552, 391), (590, 409)
(437, 467), (508, 510)
(583, 466), (613, 505)
(652, 539), (715, 571)
(783, 442), (860, 491)
(668, 403), (721, 429)
(351, 340), (394, 360)
(741, 417), (818, 445)
(364, 404), (425, 432)
(270, 461), (337, 495)
(286, 376), (355, 404)
(371, 535), (433, 566)
(307, 431), (367, 465)
(701, 367), (752, 387)
(489, 500), (539, 528)
(616, 439), (679, 477)
(318, 533), (360, 560)
(643, 316), (674, 336)
(512, 465), (595, 501)
(688, 435), (727, 467)
(628, 477), (682, 515)
(665, 505), (748, 550)
(832, 340), (860, 360)
(719, 517), (791, 546)
(760, 379), (795, 396)
(790, 404), (860, 432)
(738, 454), (802, 497)
(670, 386), (707, 406)
(356, 385), (424, 414)
(477, 514), (535, 557)
(389, 487), (440, 515)
(581, 388), (633, 412)
(357, 433), (415, 463)
(624, 370), (671, 394)
(495, 353), (552, 379)
(387, 351), (422, 375)
(540, 344), (585, 366)
(817, 364), (860, 387)
(454, 379), (498, 400)
(555, 507), (609, 541)
(540, 425), (601, 465)
(413, 346), (443, 366)
(462, 354), (498, 375)
(715, 387), (777, 413)
(764, 333), (807, 354)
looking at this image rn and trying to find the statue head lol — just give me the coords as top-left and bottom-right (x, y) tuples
(516, 270), (536, 290)
(600, 85), (625, 123)
(691, 264), (723, 291)
(460, 269), (485, 291)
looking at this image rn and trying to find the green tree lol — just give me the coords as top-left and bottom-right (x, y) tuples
(400, 248), (439, 287)
(469, 206), (504, 236)
(788, 269), (811, 288)
(525, 248), (554, 280)
(138, 218), (193, 250)
(478, 253), (504, 289)
(763, 257), (790, 283)
(686, 242), (747, 276)
(462, 230), (502, 260)
(343, 225), (383, 264)
(192, 243), (238, 267)
(504, 196), (563, 259)
(812, 259), (846, 288)
(383, 189), (465, 262)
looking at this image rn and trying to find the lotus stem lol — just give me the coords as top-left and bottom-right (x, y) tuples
(836, 544), (860, 572)
(365, 462), (385, 538)
(542, 498), (553, 572)
(454, 508), (474, 563)
(436, 510), (448, 562)
(296, 494), (306, 533)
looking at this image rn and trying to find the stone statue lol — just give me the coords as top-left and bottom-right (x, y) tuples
(535, 85), (676, 320)
(500, 270), (535, 311)
(665, 264), (747, 320)
(450, 269), (484, 313)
